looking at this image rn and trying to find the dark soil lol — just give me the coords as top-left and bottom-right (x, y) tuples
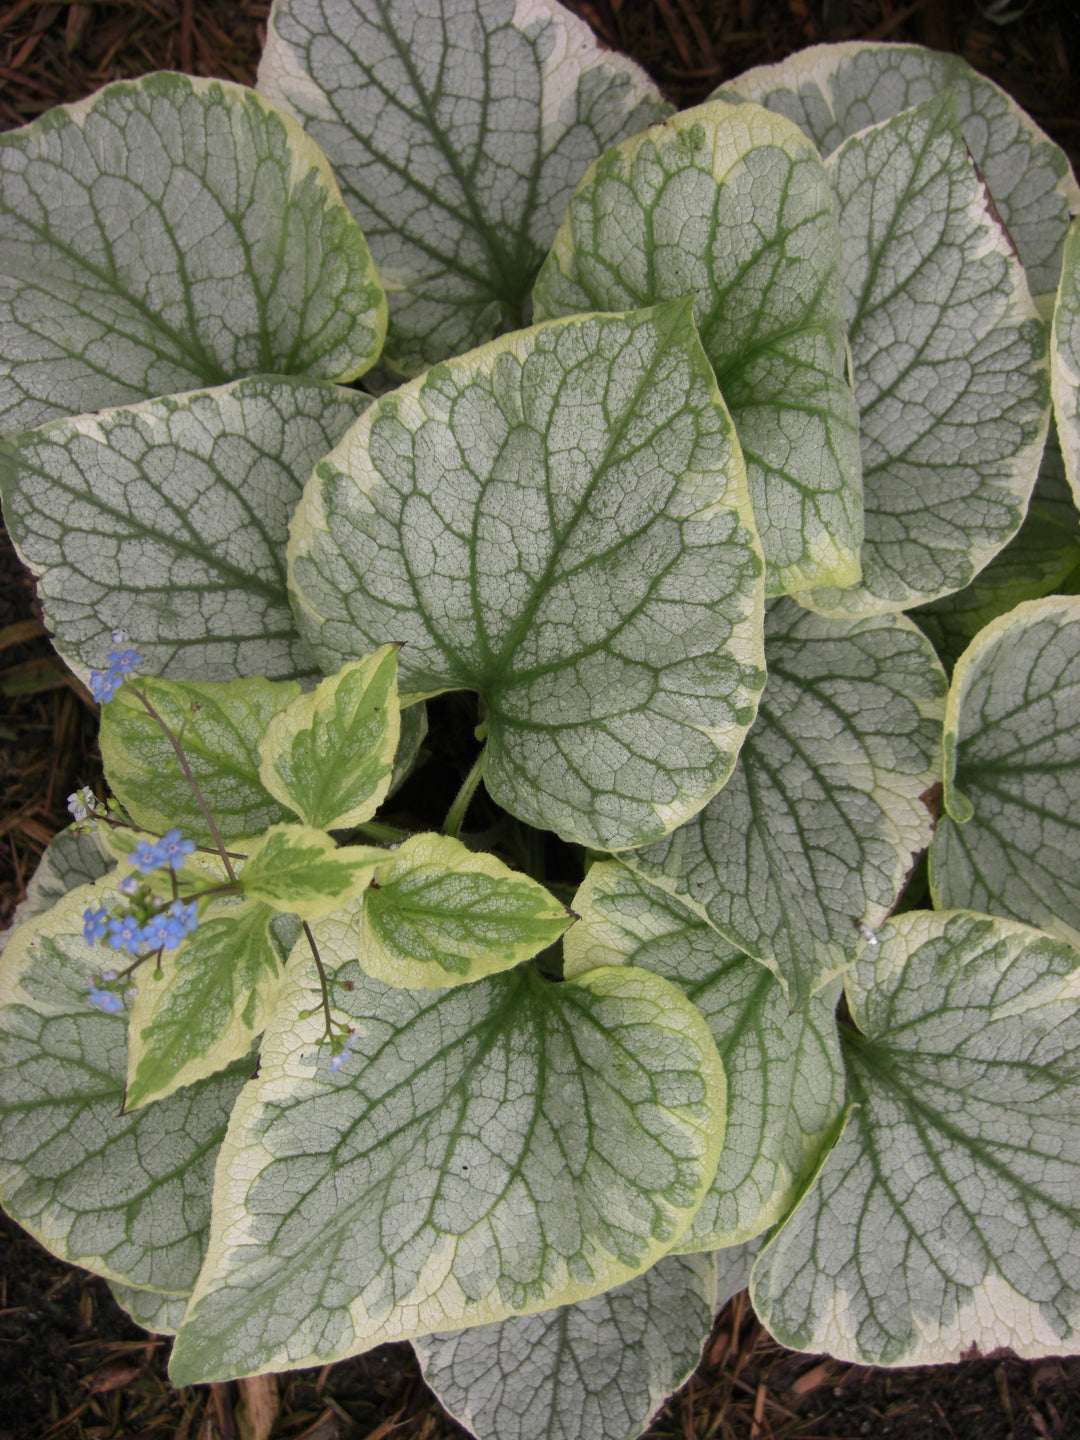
(2, 1), (1080, 1437)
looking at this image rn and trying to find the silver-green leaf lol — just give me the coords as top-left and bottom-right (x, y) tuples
(0, 71), (386, 432)
(415, 1251), (717, 1440)
(257, 0), (669, 374)
(289, 302), (766, 851)
(805, 93), (1050, 615)
(0, 375), (369, 682)
(751, 910), (1080, 1365)
(1052, 218), (1080, 507)
(627, 601), (945, 1009)
(533, 100), (862, 597)
(167, 912), (725, 1383)
(930, 595), (1080, 945)
(714, 41), (1080, 309)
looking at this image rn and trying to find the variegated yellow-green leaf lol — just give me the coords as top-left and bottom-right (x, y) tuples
(715, 41), (1080, 310)
(1052, 218), (1080, 508)
(258, 647), (401, 830)
(930, 595), (1080, 945)
(257, 0), (669, 373)
(238, 824), (382, 918)
(167, 915), (725, 1383)
(627, 601), (944, 1009)
(803, 93), (1049, 616)
(0, 880), (249, 1294)
(912, 435), (1080, 675)
(124, 900), (285, 1113)
(416, 1250), (717, 1440)
(355, 831), (571, 988)
(289, 302), (766, 851)
(533, 100), (862, 598)
(0, 376), (369, 682)
(100, 673), (301, 847)
(751, 910), (1080, 1365)
(566, 862), (845, 1249)
(0, 72), (385, 433)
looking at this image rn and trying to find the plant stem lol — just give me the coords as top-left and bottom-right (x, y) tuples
(443, 747), (485, 838)
(353, 819), (409, 844)
(130, 687), (237, 882)
(303, 920), (335, 1040)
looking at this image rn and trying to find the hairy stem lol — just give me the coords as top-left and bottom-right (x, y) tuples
(444, 746), (486, 839)
(303, 920), (335, 1041)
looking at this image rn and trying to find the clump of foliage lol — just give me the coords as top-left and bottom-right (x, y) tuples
(2, 6), (1080, 1436)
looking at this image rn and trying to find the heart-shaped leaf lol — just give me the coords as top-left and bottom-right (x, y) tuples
(566, 862), (845, 1248)
(627, 601), (945, 1009)
(0, 375), (369, 682)
(533, 100), (862, 598)
(0, 72), (385, 432)
(930, 595), (1080, 945)
(257, 0), (669, 373)
(167, 912), (725, 1383)
(289, 302), (766, 850)
(751, 910), (1080, 1365)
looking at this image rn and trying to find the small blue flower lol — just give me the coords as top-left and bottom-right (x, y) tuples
(128, 839), (163, 874)
(169, 899), (199, 934)
(106, 648), (143, 675)
(143, 911), (185, 952)
(116, 875), (140, 897)
(158, 828), (195, 871)
(107, 914), (147, 955)
(89, 669), (121, 704)
(82, 907), (108, 946)
(87, 982), (124, 1014)
(329, 1029), (358, 1073)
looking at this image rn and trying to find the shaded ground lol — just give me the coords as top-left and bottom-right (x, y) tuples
(2, 1), (1080, 1436)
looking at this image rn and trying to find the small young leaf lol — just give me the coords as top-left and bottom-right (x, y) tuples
(805, 93), (1049, 615)
(356, 831), (572, 988)
(0, 72), (386, 432)
(1052, 218), (1080, 509)
(0, 880), (248, 1294)
(751, 910), (1080, 1365)
(930, 595), (1080, 944)
(100, 674), (301, 846)
(289, 302), (766, 851)
(628, 602), (945, 1009)
(715, 41), (1080, 308)
(257, 0), (669, 373)
(567, 862), (846, 1249)
(0, 376), (369, 682)
(124, 900), (284, 1113)
(416, 1251), (717, 1440)
(238, 824), (382, 918)
(533, 99), (862, 598)
(168, 920), (725, 1383)
(258, 647), (401, 830)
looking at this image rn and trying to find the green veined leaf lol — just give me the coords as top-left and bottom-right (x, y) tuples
(0, 375), (369, 682)
(107, 1280), (189, 1336)
(2, 824), (113, 945)
(0, 880), (249, 1294)
(100, 673), (301, 847)
(930, 595), (1080, 945)
(124, 900), (284, 1113)
(356, 831), (572, 988)
(802, 93), (1050, 616)
(258, 647), (401, 830)
(750, 910), (1080, 1365)
(167, 916), (725, 1383)
(1052, 218), (1080, 508)
(0, 71), (386, 433)
(415, 1251), (717, 1440)
(237, 824), (382, 918)
(912, 433), (1080, 675)
(566, 862), (845, 1249)
(627, 601), (945, 1009)
(257, 0), (669, 374)
(714, 41), (1080, 310)
(289, 302), (766, 851)
(533, 99), (862, 598)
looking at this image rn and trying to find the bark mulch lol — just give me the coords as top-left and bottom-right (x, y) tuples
(2, 2), (1079, 1437)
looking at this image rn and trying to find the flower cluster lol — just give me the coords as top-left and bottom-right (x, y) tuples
(88, 647), (144, 704)
(82, 896), (199, 961)
(129, 828), (195, 873)
(329, 1028), (358, 1072)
